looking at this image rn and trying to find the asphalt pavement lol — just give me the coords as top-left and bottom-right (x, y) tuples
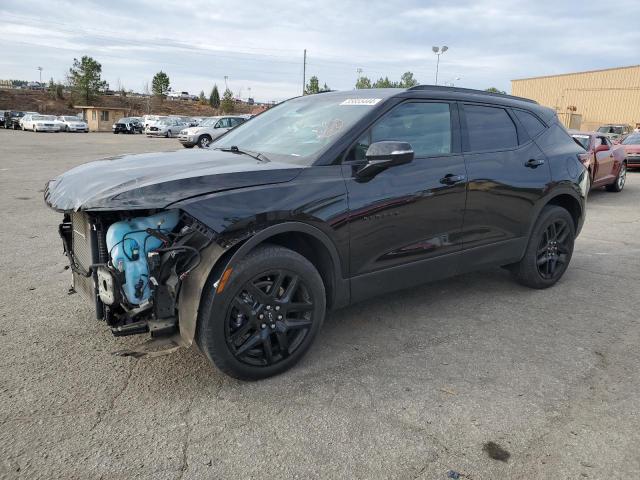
(1, 129), (639, 479)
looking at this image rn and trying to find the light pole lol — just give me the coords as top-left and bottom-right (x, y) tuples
(445, 76), (461, 87)
(432, 46), (448, 85)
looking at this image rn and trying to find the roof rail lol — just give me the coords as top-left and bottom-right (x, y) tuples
(407, 85), (538, 104)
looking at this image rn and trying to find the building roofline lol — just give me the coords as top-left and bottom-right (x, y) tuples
(512, 64), (640, 82)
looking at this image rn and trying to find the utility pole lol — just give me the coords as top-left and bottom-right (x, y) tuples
(224, 76), (228, 90)
(302, 49), (307, 95)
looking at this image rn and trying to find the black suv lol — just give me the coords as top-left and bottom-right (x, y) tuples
(112, 117), (143, 134)
(4, 111), (26, 129)
(45, 86), (588, 380)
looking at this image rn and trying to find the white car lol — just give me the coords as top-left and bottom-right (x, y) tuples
(21, 114), (62, 132)
(141, 115), (168, 130)
(145, 118), (187, 138)
(57, 116), (89, 132)
(178, 115), (246, 148)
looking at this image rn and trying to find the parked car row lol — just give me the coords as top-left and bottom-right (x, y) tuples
(2, 111), (88, 132)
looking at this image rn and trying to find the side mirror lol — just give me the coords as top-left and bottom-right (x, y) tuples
(356, 141), (414, 178)
(595, 144), (610, 153)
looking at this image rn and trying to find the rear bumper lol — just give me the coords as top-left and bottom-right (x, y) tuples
(626, 155), (640, 167)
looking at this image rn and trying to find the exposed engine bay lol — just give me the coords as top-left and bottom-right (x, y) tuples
(58, 209), (214, 338)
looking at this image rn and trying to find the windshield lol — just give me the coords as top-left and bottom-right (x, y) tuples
(571, 135), (590, 150)
(62, 116), (81, 122)
(213, 94), (384, 165)
(199, 118), (219, 127)
(622, 134), (640, 145)
(598, 126), (623, 134)
(34, 115), (55, 121)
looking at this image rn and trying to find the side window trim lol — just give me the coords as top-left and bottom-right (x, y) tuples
(459, 102), (521, 154)
(341, 99), (460, 164)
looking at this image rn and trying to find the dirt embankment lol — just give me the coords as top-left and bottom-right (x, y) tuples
(0, 89), (253, 116)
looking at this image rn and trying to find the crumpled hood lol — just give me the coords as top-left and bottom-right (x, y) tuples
(44, 149), (304, 212)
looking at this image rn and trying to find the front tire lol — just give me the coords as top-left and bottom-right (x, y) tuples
(606, 162), (626, 192)
(197, 244), (326, 380)
(510, 205), (575, 289)
(197, 135), (212, 148)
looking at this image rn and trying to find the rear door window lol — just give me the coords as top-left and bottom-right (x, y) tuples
(463, 104), (518, 151)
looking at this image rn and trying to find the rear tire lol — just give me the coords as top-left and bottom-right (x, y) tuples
(606, 162), (626, 192)
(197, 244), (326, 380)
(510, 205), (575, 289)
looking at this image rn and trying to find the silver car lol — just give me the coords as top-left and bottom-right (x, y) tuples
(178, 115), (246, 148)
(145, 118), (187, 138)
(57, 116), (89, 132)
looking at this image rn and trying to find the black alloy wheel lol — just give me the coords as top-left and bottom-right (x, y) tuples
(197, 244), (326, 380)
(226, 270), (315, 366)
(510, 205), (575, 289)
(536, 218), (571, 280)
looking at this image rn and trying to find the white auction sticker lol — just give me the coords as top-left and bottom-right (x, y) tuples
(340, 98), (382, 106)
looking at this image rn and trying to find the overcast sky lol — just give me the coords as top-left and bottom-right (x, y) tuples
(1, 0), (639, 102)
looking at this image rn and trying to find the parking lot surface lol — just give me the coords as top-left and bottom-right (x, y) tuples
(1, 130), (639, 479)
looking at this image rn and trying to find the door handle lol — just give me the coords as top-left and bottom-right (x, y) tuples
(439, 173), (466, 185)
(525, 158), (545, 168)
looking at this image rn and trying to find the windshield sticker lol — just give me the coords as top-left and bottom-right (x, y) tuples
(340, 98), (382, 106)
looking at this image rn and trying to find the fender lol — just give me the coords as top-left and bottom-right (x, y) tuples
(177, 221), (349, 347)
(524, 179), (587, 248)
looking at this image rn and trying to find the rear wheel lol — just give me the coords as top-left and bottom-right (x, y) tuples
(510, 205), (575, 289)
(197, 244), (326, 380)
(166, 129), (173, 138)
(606, 162), (626, 192)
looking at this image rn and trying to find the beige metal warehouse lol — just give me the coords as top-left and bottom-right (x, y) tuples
(511, 65), (640, 131)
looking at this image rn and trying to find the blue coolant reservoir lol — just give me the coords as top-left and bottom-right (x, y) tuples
(106, 210), (180, 305)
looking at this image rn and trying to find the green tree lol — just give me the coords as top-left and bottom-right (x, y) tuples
(485, 87), (506, 94)
(355, 76), (372, 89)
(67, 56), (108, 104)
(198, 90), (207, 104)
(372, 76), (396, 88)
(210, 84), (220, 108)
(304, 76), (330, 95)
(220, 88), (234, 113)
(152, 71), (171, 100)
(399, 71), (418, 88)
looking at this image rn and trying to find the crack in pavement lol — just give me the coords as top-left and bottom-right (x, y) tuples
(89, 360), (135, 433)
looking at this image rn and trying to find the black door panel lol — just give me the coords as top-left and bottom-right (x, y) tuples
(460, 103), (551, 251)
(344, 155), (467, 276)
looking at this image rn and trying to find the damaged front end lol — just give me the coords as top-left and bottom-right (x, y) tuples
(59, 209), (215, 343)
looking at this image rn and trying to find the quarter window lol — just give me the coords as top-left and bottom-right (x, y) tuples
(464, 104), (518, 151)
(346, 102), (452, 161)
(513, 109), (546, 139)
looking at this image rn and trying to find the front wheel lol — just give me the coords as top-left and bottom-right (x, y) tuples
(166, 130), (173, 138)
(197, 244), (326, 380)
(197, 135), (212, 148)
(510, 205), (575, 289)
(606, 163), (626, 192)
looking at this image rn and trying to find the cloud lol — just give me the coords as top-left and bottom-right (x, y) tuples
(1, 0), (639, 101)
